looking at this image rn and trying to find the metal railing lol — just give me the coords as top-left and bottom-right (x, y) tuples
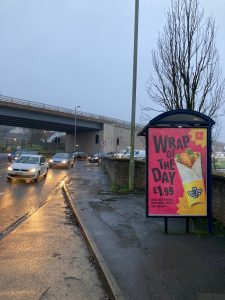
(0, 95), (139, 127)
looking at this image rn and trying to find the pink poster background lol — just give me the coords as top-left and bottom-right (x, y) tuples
(148, 128), (207, 216)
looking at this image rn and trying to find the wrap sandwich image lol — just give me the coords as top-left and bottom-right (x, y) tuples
(175, 148), (206, 207)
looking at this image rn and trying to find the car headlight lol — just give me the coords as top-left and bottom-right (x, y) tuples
(30, 168), (37, 173)
(49, 159), (53, 163)
(15, 157), (18, 160)
(8, 153), (11, 157)
(7, 166), (13, 171)
(62, 160), (67, 163)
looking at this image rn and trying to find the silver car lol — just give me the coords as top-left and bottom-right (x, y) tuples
(49, 153), (74, 168)
(7, 154), (48, 182)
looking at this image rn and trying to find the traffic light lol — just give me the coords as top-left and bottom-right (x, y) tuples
(95, 134), (99, 144)
(117, 138), (119, 146)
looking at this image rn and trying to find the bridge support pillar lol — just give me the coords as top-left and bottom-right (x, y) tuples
(65, 134), (74, 152)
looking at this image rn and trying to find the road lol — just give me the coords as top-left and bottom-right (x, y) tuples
(0, 159), (108, 299)
(0, 157), (73, 237)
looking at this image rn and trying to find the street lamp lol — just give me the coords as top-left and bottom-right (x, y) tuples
(74, 105), (80, 152)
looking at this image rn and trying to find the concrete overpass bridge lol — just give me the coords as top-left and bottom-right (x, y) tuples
(0, 95), (145, 154)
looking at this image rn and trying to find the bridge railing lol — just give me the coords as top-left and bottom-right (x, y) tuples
(0, 95), (139, 127)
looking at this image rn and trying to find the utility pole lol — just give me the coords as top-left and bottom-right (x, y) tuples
(129, 0), (139, 191)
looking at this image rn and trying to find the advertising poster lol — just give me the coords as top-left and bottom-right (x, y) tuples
(148, 128), (207, 216)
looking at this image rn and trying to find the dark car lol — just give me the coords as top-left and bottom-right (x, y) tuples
(49, 152), (74, 168)
(8, 149), (40, 162)
(72, 151), (88, 161)
(88, 153), (103, 163)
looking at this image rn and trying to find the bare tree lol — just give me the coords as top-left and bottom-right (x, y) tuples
(146, 0), (225, 120)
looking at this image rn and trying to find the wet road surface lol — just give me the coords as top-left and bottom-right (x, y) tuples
(0, 159), (73, 237)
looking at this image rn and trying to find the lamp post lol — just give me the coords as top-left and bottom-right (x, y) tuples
(129, 0), (139, 191)
(74, 105), (80, 152)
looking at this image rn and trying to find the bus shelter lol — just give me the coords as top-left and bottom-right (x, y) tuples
(138, 109), (215, 233)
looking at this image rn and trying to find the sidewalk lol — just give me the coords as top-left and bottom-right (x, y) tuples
(64, 162), (225, 300)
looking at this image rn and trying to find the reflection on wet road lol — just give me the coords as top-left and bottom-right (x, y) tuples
(0, 159), (73, 235)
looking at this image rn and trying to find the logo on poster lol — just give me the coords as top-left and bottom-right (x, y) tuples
(195, 132), (203, 140)
(187, 186), (203, 199)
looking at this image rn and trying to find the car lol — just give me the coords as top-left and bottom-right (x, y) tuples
(114, 150), (130, 158)
(8, 149), (23, 162)
(104, 152), (115, 158)
(49, 152), (74, 168)
(8, 149), (40, 162)
(72, 151), (88, 161)
(7, 154), (48, 182)
(134, 150), (146, 160)
(88, 153), (103, 163)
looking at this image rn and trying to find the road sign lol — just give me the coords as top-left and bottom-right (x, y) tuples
(101, 140), (106, 147)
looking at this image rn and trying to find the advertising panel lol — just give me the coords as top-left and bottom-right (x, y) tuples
(148, 128), (207, 217)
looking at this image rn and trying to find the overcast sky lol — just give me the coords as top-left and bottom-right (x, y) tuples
(0, 0), (225, 140)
